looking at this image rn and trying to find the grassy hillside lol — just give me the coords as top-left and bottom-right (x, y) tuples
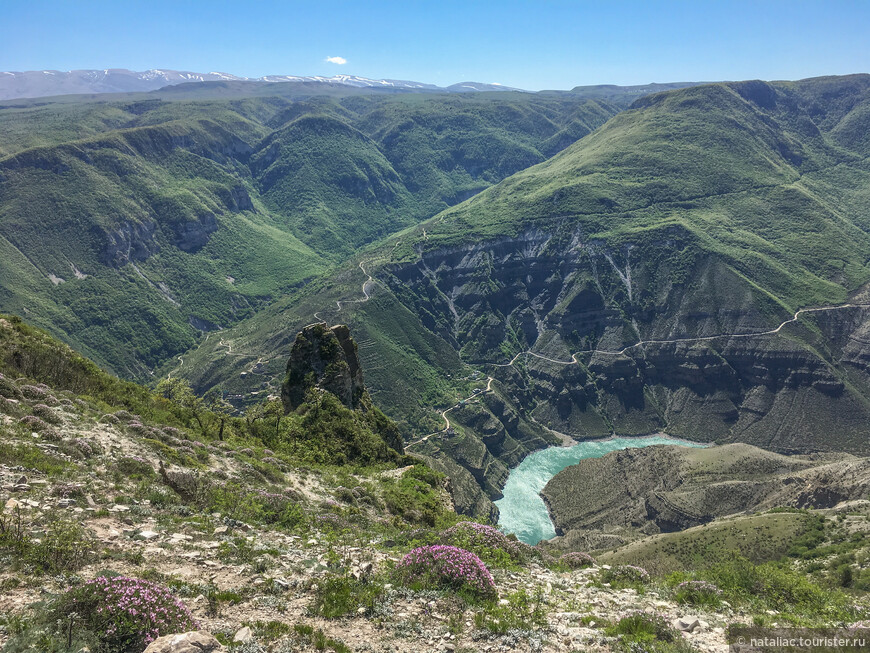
(175, 76), (870, 509)
(405, 77), (870, 308)
(185, 75), (870, 399)
(0, 90), (617, 378)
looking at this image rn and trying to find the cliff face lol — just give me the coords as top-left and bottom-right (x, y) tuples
(281, 323), (366, 412)
(281, 322), (403, 457)
(360, 228), (870, 517)
(384, 229), (870, 453)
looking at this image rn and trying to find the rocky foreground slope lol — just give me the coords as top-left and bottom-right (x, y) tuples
(3, 317), (869, 652)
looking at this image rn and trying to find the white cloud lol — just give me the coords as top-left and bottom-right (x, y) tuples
(325, 56), (347, 65)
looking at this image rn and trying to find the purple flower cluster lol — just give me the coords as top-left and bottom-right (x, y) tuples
(70, 438), (96, 458)
(443, 521), (525, 563)
(602, 564), (651, 586)
(561, 551), (597, 569)
(253, 488), (287, 502)
(18, 414), (50, 431)
(19, 384), (49, 400)
(397, 545), (496, 598)
(31, 404), (62, 424)
(50, 482), (84, 498)
(128, 422), (159, 437)
(249, 487), (297, 522)
(674, 580), (722, 604)
(66, 576), (196, 651)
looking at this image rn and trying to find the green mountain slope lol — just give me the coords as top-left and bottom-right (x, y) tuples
(0, 90), (618, 378)
(177, 75), (870, 518)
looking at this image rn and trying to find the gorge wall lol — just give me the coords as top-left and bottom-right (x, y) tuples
(368, 227), (870, 518)
(384, 228), (870, 453)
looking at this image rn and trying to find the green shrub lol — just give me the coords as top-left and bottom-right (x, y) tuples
(672, 580), (723, 607)
(0, 442), (70, 475)
(607, 611), (677, 643)
(309, 575), (386, 618)
(250, 620), (293, 642)
(473, 589), (546, 634)
(0, 396), (22, 415)
(382, 466), (447, 526)
(292, 623), (351, 653)
(0, 372), (22, 399)
(701, 553), (860, 621)
(0, 513), (94, 575)
(115, 456), (155, 478)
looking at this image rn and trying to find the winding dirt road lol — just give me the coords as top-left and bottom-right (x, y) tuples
(407, 301), (870, 447)
(309, 259), (870, 449)
(406, 376), (496, 447)
(336, 262), (373, 311)
(314, 262), (375, 322)
(489, 302), (870, 368)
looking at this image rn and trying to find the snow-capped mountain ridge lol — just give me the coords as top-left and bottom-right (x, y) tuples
(0, 68), (523, 101)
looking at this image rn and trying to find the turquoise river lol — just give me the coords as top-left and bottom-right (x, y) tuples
(495, 435), (706, 544)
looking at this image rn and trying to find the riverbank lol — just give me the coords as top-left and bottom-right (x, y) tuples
(540, 442), (870, 553)
(495, 434), (707, 544)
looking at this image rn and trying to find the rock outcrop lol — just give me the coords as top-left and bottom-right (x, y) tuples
(100, 219), (160, 266)
(281, 323), (365, 412)
(281, 323), (403, 456)
(172, 214), (218, 252)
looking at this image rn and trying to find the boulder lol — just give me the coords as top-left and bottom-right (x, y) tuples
(672, 616), (701, 632)
(232, 626), (253, 644)
(143, 631), (224, 653)
(137, 530), (160, 540)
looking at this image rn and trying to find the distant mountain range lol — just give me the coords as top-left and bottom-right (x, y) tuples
(0, 68), (709, 103)
(0, 68), (527, 100)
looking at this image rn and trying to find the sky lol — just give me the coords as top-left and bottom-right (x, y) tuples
(1, 0), (869, 90)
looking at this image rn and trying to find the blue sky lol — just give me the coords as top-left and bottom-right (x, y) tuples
(2, 0), (868, 90)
